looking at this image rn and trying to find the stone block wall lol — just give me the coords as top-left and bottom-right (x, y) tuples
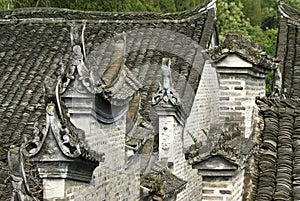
(232, 169), (245, 201)
(59, 93), (140, 201)
(219, 74), (265, 137)
(202, 169), (245, 201)
(63, 166), (140, 201)
(184, 61), (220, 148)
(172, 122), (203, 201)
(64, 91), (127, 170)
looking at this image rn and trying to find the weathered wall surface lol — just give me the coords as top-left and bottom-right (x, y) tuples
(219, 74), (265, 138)
(216, 54), (267, 138)
(184, 61), (220, 148)
(232, 169), (245, 201)
(62, 166), (140, 201)
(172, 122), (203, 201)
(56, 58), (220, 201)
(176, 61), (219, 200)
(59, 93), (140, 201)
(202, 169), (245, 201)
(43, 168), (140, 201)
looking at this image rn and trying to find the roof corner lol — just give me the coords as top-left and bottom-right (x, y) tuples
(279, 1), (300, 24)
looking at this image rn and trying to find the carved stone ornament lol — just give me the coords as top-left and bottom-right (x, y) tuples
(8, 147), (38, 201)
(271, 68), (284, 98)
(161, 137), (171, 150)
(152, 58), (181, 106)
(63, 26), (142, 107)
(7, 76), (103, 195)
(22, 77), (87, 159)
(71, 45), (96, 94)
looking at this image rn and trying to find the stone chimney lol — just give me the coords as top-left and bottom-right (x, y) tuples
(209, 33), (278, 138)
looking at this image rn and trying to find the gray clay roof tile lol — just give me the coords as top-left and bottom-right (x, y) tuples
(0, 2), (216, 199)
(277, 2), (300, 98)
(254, 97), (300, 200)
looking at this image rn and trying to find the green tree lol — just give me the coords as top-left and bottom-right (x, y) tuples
(289, 0), (300, 10)
(241, 0), (262, 26)
(124, 0), (147, 12)
(248, 26), (278, 56)
(159, 0), (176, 13)
(0, 0), (14, 10)
(174, 0), (206, 12)
(140, 0), (161, 12)
(216, 0), (278, 56)
(217, 0), (251, 42)
(261, 0), (278, 29)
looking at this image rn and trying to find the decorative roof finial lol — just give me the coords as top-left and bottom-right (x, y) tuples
(152, 58), (180, 106)
(161, 58), (172, 90)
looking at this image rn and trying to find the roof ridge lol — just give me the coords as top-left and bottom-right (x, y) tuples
(208, 32), (279, 69)
(0, 0), (215, 23)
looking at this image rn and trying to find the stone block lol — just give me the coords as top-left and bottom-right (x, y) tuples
(202, 195), (224, 201)
(220, 97), (230, 101)
(235, 106), (246, 110)
(220, 190), (232, 194)
(202, 189), (215, 194)
(43, 179), (65, 200)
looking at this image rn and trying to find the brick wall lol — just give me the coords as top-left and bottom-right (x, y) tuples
(60, 92), (140, 201)
(175, 61), (219, 200)
(232, 169), (245, 201)
(244, 76), (265, 137)
(71, 113), (126, 170)
(202, 169), (245, 201)
(58, 59), (220, 201)
(219, 74), (265, 137)
(184, 61), (220, 148)
(172, 122), (203, 201)
(63, 166), (140, 201)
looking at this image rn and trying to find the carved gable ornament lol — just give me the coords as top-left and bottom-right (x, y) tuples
(62, 24), (142, 123)
(7, 76), (104, 200)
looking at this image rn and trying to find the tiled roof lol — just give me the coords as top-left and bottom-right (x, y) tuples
(185, 124), (256, 168)
(141, 164), (187, 200)
(213, 135), (257, 168)
(208, 32), (279, 70)
(251, 4), (300, 201)
(277, 2), (300, 98)
(128, 146), (187, 200)
(253, 97), (300, 200)
(0, 2), (216, 199)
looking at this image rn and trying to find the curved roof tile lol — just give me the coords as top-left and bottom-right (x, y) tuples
(0, 2), (216, 199)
